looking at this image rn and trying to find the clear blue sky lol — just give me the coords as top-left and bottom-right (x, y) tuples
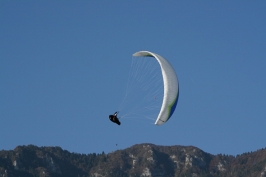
(1, 1), (266, 156)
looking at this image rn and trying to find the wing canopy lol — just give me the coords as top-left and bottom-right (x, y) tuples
(133, 51), (179, 125)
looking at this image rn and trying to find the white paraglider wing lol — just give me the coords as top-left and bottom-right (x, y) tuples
(133, 51), (179, 125)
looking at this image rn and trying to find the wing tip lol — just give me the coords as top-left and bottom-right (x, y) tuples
(133, 51), (154, 57)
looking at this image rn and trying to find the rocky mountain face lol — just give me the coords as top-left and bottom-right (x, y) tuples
(0, 144), (266, 177)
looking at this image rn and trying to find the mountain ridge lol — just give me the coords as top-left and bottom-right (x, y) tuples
(1, 143), (266, 177)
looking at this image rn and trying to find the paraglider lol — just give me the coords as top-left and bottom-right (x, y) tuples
(109, 51), (179, 126)
(109, 111), (121, 125)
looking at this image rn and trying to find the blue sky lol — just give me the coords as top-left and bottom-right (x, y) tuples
(1, 1), (266, 156)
